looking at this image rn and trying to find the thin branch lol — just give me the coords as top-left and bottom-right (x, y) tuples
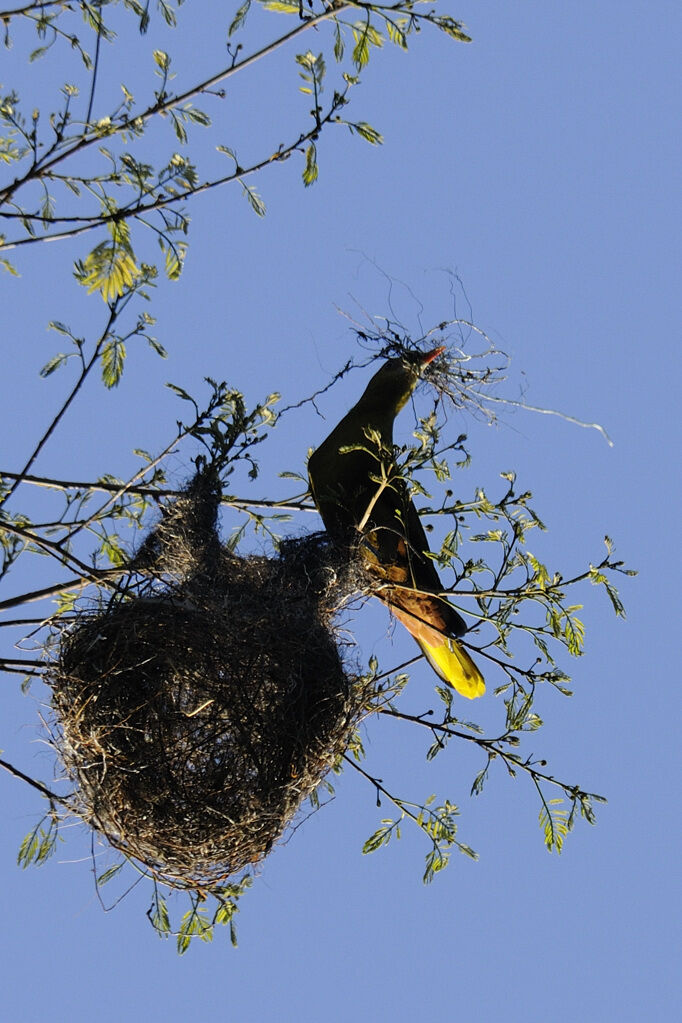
(1, 518), (111, 582)
(84, 14), (103, 128)
(0, 302), (120, 510)
(0, 471), (316, 511)
(59, 431), (187, 543)
(0, 1), (68, 19)
(342, 753), (422, 824)
(0, 616), (69, 627)
(378, 706), (605, 800)
(0, 756), (71, 808)
(0, 571), (120, 613)
(1, 89), (348, 249)
(0, 656), (44, 667)
(0, 663), (44, 675)
(0, 4), (352, 215)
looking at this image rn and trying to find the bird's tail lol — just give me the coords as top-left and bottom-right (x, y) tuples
(390, 605), (485, 700)
(418, 633), (485, 700)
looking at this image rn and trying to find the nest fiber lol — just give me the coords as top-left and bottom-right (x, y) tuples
(48, 470), (370, 886)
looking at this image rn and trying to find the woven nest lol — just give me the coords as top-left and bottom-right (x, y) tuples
(48, 469), (373, 886)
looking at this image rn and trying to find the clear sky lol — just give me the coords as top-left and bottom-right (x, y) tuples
(1, 2), (679, 1021)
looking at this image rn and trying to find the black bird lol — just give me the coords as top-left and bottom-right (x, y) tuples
(308, 349), (484, 698)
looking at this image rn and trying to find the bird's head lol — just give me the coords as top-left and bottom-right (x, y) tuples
(361, 347), (445, 416)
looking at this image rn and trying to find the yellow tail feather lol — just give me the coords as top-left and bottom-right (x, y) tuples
(388, 602), (485, 699)
(418, 635), (485, 700)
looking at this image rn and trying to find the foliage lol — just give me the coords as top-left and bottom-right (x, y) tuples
(0, 310), (632, 947)
(0, 3), (633, 952)
(1, 0), (471, 290)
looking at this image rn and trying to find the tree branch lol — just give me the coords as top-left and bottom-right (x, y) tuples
(0, 302), (120, 510)
(0, 471), (316, 511)
(0, 755), (71, 809)
(1, 5), (352, 215)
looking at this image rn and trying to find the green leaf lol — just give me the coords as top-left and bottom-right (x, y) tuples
(386, 19), (408, 50)
(101, 338), (126, 388)
(17, 819), (58, 868)
(349, 121), (383, 145)
(40, 353), (69, 378)
(76, 240), (140, 301)
(164, 241), (187, 280)
(47, 320), (72, 336)
(423, 846), (449, 884)
(147, 337), (167, 358)
(433, 16), (472, 44)
(539, 797), (570, 853)
(97, 861), (125, 886)
(150, 894), (171, 937)
(166, 382), (193, 402)
(302, 142), (318, 186)
(101, 533), (126, 566)
(153, 49), (171, 71)
(240, 180), (266, 217)
(362, 823), (395, 854)
(186, 106), (210, 127)
(0, 256), (20, 276)
(158, 0), (177, 27)
(229, 0), (251, 36)
(55, 589), (77, 614)
(217, 144), (239, 168)
(170, 111), (187, 144)
(176, 904), (213, 955)
(262, 1), (300, 12)
(470, 762), (490, 796)
(333, 22), (344, 62)
(457, 843), (478, 860)
(352, 27), (370, 69)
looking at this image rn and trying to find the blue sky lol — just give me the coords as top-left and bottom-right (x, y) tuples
(1, 2), (679, 1020)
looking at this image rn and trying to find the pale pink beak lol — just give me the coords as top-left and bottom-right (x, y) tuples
(420, 345), (446, 366)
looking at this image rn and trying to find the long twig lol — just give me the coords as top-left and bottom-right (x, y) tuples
(342, 753), (421, 822)
(378, 706), (605, 799)
(84, 13), (103, 129)
(1, 89), (349, 249)
(0, 5), (352, 215)
(1, 518), (110, 581)
(0, 756), (71, 808)
(0, 571), (120, 612)
(0, 471), (316, 511)
(0, 303), (120, 510)
(0, 1), (67, 18)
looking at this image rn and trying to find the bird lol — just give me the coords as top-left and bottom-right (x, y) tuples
(307, 348), (485, 699)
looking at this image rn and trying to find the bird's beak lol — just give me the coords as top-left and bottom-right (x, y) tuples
(420, 346), (446, 367)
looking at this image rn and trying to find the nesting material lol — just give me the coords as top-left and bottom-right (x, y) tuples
(48, 469), (372, 887)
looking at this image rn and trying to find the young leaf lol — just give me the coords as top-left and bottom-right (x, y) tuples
(349, 121), (383, 145)
(153, 50), (171, 72)
(40, 353), (69, 378)
(539, 797), (570, 853)
(262, 1), (300, 12)
(229, 0), (251, 36)
(97, 861), (125, 886)
(240, 180), (266, 217)
(101, 338), (126, 388)
(302, 142), (318, 186)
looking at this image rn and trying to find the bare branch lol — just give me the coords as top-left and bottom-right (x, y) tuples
(0, 471), (315, 511)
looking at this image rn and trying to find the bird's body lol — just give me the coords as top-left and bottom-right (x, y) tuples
(308, 350), (485, 699)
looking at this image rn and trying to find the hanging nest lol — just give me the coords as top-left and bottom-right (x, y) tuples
(47, 467), (373, 887)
